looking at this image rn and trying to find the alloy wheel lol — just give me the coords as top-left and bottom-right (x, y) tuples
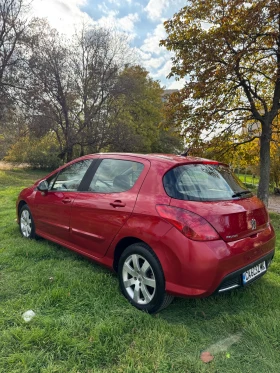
(20, 209), (32, 238)
(122, 254), (156, 305)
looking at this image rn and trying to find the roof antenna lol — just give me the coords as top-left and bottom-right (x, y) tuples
(180, 148), (190, 156)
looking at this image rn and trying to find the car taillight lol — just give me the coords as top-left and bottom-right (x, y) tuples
(156, 205), (220, 241)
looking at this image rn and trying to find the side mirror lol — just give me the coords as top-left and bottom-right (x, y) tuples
(37, 180), (49, 192)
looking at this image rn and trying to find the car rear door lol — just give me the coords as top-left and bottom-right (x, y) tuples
(69, 156), (150, 258)
(32, 158), (94, 242)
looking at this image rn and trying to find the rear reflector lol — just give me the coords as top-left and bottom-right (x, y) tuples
(156, 205), (220, 241)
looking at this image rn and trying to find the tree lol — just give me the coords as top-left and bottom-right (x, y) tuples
(23, 21), (130, 162)
(69, 26), (132, 157)
(22, 19), (74, 161)
(108, 65), (183, 153)
(0, 0), (27, 155)
(270, 129), (280, 188)
(108, 65), (163, 152)
(0, 12), (183, 164)
(161, 0), (280, 205)
(0, 0), (26, 93)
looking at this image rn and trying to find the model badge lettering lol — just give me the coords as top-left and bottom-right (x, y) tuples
(226, 234), (238, 239)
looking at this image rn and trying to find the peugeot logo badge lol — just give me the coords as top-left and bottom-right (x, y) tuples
(251, 219), (257, 230)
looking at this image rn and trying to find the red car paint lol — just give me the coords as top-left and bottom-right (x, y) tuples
(17, 153), (275, 298)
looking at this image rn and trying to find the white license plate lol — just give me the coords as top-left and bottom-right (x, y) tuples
(242, 261), (267, 285)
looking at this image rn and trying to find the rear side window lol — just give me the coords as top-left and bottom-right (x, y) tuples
(88, 159), (144, 193)
(163, 164), (252, 201)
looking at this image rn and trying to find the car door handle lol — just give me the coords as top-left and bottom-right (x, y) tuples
(110, 200), (126, 208)
(62, 197), (72, 204)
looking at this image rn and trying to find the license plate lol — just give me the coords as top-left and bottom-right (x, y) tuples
(242, 261), (267, 285)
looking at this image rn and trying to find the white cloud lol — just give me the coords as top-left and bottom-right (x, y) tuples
(137, 22), (175, 83)
(98, 2), (119, 16)
(141, 23), (166, 55)
(154, 59), (173, 78)
(167, 79), (185, 89)
(144, 0), (169, 21)
(142, 56), (165, 70)
(144, 0), (186, 21)
(97, 13), (140, 37)
(201, 21), (214, 30)
(31, 1), (139, 40)
(136, 49), (152, 61)
(31, 0), (93, 35)
(117, 13), (140, 33)
(108, 0), (121, 5)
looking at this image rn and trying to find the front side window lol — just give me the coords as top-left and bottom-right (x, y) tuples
(88, 159), (144, 193)
(51, 159), (92, 192)
(45, 173), (58, 190)
(163, 163), (253, 201)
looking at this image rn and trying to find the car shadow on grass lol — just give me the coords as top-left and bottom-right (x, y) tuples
(159, 276), (280, 324)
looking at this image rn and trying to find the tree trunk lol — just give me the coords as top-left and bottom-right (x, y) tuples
(66, 147), (73, 163)
(257, 122), (271, 206)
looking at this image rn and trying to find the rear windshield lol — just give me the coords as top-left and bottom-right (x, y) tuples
(163, 163), (253, 202)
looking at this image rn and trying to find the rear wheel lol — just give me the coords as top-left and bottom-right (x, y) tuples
(19, 205), (36, 239)
(118, 243), (174, 313)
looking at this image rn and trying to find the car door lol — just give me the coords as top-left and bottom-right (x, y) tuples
(32, 158), (94, 243)
(70, 156), (150, 258)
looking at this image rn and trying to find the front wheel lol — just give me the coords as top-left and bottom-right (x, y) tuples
(118, 243), (174, 313)
(19, 205), (36, 239)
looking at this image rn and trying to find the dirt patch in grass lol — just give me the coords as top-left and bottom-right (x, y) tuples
(0, 161), (30, 170)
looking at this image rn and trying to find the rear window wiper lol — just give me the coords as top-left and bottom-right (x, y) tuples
(232, 190), (252, 198)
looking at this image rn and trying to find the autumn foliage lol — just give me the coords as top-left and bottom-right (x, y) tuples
(161, 0), (280, 205)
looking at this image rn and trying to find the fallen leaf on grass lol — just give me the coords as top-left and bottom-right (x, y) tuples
(200, 351), (214, 363)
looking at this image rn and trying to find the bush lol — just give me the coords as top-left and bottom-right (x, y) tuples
(5, 133), (62, 169)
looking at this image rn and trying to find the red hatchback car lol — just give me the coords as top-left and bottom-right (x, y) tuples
(17, 153), (275, 313)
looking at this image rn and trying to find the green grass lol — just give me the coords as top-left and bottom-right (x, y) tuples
(0, 168), (280, 373)
(237, 174), (259, 185)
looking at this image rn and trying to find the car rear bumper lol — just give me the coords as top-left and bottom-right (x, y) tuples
(159, 224), (276, 298)
(215, 250), (274, 294)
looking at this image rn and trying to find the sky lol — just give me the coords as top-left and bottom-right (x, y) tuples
(30, 0), (187, 89)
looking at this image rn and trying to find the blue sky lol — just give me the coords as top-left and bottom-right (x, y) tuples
(31, 0), (187, 89)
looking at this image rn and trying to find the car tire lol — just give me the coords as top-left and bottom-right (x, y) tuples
(19, 205), (36, 239)
(118, 243), (174, 313)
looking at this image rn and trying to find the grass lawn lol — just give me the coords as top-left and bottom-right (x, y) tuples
(0, 167), (280, 373)
(237, 174), (259, 185)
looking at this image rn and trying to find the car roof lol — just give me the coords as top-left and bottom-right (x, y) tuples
(96, 153), (222, 165)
